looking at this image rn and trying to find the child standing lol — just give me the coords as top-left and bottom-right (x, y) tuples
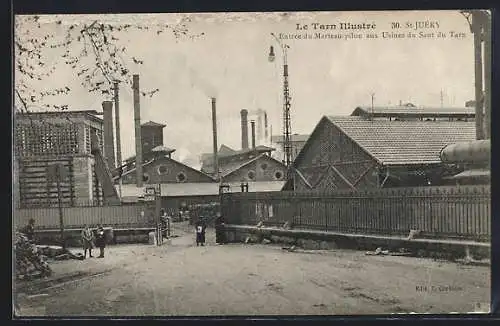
(95, 225), (106, 258)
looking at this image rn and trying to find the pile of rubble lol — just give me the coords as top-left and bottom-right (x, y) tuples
(14, 232), (52, 280)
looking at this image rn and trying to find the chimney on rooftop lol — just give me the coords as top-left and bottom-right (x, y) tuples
(241, 109), (249, 150)
(102, 101), (116, 169)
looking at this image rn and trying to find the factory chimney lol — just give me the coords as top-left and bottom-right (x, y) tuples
(211, 98), (219, 181)
(133, 74), (143, 187)
(240, 109), (249, 150)
(257, 109), (263, 144)
(250, 120), (256, 149)
(102, 101), (116, 169)
(264, 111), (268, 142)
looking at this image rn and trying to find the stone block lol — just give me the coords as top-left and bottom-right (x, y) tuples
(319, 241), (338, 250)
(270, 235), (281, 243)
(301, 239), (320, 250)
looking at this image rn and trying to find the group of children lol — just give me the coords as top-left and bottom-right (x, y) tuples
(81, 225), (107, 259)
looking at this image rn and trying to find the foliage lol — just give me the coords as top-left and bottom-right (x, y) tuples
(14, 14), (204, 113)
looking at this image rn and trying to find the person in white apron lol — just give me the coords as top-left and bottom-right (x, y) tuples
(195, 218), (206, 246)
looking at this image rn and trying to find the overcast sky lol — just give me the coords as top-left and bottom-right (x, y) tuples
(15, 11), (475, 168)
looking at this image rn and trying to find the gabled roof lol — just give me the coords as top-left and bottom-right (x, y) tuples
(220, 153), (285, 178)
(201, 146), (276, 168)
(293, 115), (476, 168)
(327, 116), (476, 165)
(352, 106), (475, 118)
(141, 121), (166, 128)
(271, 134), (310, 143)
(219, 144), (236, 155)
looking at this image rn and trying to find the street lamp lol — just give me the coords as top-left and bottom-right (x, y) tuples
(268, 33), (293, 184)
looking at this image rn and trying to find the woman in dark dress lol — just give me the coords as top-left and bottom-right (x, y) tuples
(215, 214), (226, 245)
(95, 225), (106, 258)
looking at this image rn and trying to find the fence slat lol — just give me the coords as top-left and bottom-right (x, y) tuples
(221, 185), (490, 241)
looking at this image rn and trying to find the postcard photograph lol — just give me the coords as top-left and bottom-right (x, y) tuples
(12, 10), (491, 317)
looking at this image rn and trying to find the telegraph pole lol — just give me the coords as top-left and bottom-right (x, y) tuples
(472, 11), (484, 140)
(482, 12), (491, 139)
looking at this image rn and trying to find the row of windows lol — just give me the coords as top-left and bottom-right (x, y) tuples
(142, 171), (187, 183)
(246, 169), (283, 181)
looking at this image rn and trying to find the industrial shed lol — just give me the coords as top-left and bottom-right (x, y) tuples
(287, 115), (476, 192)
(120, 181), (285, 214)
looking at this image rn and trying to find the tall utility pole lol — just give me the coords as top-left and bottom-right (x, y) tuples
(482, 12), (491, 139)
(269, 33), (293, 171)
(440, 89), (444, 108)
(113, 81), (122, 197)
(472, 11), (484, 140)
(462, 10), (491, 140)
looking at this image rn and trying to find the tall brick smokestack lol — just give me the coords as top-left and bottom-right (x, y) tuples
(133, 74), (143, 187)
(250, 120), (256, 149)
(257, 109), (263, 144)
(211, 98), (219, 181)
(241, 109), (249, 150)
(102, 101), (116, 169)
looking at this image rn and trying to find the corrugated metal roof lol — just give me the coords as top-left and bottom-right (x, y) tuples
(119, 181), (285, 198)
(326, 116), (476, 166)
(352, 106), (475, 116)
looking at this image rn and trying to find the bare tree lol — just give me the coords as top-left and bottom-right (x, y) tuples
(14, 14), (204, 113)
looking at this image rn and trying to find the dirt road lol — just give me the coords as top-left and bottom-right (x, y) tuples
(15, 224), (490, 316)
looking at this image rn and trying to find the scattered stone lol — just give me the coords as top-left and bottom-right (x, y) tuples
(282, 245), (297, 252)
(262, 239), (272, 244)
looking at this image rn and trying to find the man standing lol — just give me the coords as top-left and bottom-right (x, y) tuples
(23, 219), (35, 243)
(95, 225), (106, 258)
(215, 213), (226, 245)
(81, 225), (94, 259)
(195, 218), (207, 246)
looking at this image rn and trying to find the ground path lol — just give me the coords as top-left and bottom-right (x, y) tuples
(15, 222), (490, 316)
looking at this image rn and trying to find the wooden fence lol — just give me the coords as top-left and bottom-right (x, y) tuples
(221, 185), (491, 242)
(14, 203), (156, 230)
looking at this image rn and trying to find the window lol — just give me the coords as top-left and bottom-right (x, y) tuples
(143, 173), (150, 183)
(260, 163), (268, 170)
(176, 172), (187, 183)
(247, 170), (256, 180)
(274, 170), (283, 180)
(157, 165), (168, 175)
